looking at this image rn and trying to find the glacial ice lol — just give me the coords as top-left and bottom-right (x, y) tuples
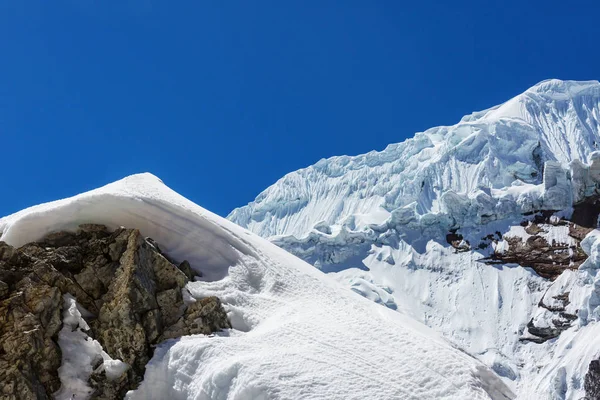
(229, 79), (600, 240)
(228, 79), (600, 399)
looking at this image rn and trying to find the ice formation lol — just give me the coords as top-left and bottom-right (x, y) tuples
(229, 79), (600, 238)
(229, 79), (600, 399)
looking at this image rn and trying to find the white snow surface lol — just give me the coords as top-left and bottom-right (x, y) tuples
(227, 79), (600, 399)
(0, 174), (513, 400)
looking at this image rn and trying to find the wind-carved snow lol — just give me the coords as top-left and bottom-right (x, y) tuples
(0, 174), (513, 400)
(228, 79), (600, 399)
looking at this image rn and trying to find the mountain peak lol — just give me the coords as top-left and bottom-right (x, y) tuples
(527, 78), (600, 95)
(227, 79), (600, 399)
(229, 79), (600, 239)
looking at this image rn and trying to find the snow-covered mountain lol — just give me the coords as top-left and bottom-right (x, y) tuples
(0, 174), (512, 399)
(229, 79), (600, 238)
(229, 79), (600, 399)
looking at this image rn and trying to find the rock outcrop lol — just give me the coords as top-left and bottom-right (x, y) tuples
(520, 292), (577, 343)
(446, 230), (471, 253)
(482, 215), (590, 280)
(0, 242), (63, 399)
(0, 224), (231, 400)
(586, 360), (600, 400)
(479, 212), (592, 343)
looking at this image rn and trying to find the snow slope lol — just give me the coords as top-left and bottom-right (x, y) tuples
(227, 79), (600, 399)
(0, 174), (512, 400)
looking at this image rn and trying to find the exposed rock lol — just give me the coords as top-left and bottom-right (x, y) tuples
(161, 296), (231, 341)
(0, 243), (63, 400)
(446, 230), (471, 253)
(522, 313), (577, 343)
(586, 360), (600, 400)
(482, 219), (588, 280)
(572, 195), (600, 229)
(156, 288), (184, 326)
(178, 259), (197, 280)
(479, 213), (589, 344)
(519, 290), (577, 343)
(0, 224), (231, 400)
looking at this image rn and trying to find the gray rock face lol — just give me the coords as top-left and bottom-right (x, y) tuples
(0, 241), (63, 400)
(585, 360), (600, 400)
(0, 225), (231, 400)
(522, 292), (577, 343)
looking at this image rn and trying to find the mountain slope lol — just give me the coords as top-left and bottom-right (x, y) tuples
(229, 79), (600, 239)
(0, 174), (512, 400)
(228, 79), (600, 399)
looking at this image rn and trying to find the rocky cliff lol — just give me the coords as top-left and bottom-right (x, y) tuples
(0, 224), (231, 400)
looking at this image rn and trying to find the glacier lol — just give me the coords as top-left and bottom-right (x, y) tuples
(229, 79), (600, 238)
(0, 174), (513, 399)
(228, 79), (600, 399)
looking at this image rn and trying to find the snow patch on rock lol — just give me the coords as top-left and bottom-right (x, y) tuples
(54, 295), (128, 400)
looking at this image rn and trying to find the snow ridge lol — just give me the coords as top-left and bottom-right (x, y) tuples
(0, 174), (512, 400)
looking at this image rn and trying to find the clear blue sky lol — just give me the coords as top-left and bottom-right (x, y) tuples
(1, 1), (598, 218)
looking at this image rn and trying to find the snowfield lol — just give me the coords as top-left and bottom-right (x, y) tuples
(5, 79), (600, 399)
(228, 79), (600, 399)
(0, 174), (513, 400)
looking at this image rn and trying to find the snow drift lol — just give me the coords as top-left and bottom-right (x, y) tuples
(0, 174), (512, 399)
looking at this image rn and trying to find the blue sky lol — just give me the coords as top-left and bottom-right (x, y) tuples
(1, 1), (598, 218)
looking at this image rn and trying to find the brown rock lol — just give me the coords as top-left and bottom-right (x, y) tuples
(0, 224), (230, 399)
(178, 260), (196, 280)
(0, 276), (63, 399)
(161, 297), (231, 341)
(482, 221), (588, 280)
(157, 288), (184, 326)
